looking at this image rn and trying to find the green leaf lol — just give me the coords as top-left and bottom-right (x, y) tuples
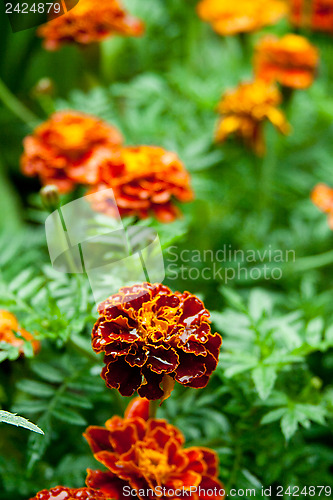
(306, 317), (324, 346)
(281, 410), (298, 441)
(16, 379), (55, 398)
(261, 408), (287, 425)
(252, 365), (277, 400)
(52, 407), (87, 426)
(0, 410), (44, 434)
(30, 362), (65, 383)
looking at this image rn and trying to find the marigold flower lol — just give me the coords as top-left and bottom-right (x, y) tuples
(311, 183), (333, 229)
(38, 0), (144, 51)
(84, 397), (225, 500)
(290, 0), (333, 34)
(0, 310), (40, 356)
(255, 34), (319, 89)
(91, 283), (221, 400)
(29, 486), (108, 500)
(215, 80), (290, 155)
(21, 111), (123, 193)
(197, 0), (287, 35)
(88, 146), (193, 223)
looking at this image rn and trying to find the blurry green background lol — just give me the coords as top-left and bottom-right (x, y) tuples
(0, 0), (332, 498)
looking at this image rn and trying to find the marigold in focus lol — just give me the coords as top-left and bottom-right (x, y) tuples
(91, 283), (221, 400)
(290, 0), (333, 34)
(255, 34), (319, 89)
(88, 146), (193, 223)
(311, 183), (333, 229)
(84, 397), (225, 500)
(30, 486), (108, 500)
(197, 0), (287, 35)
(38, 0), (144, 51)
(21, 111), (123, 193)
(0, 310), (40, 356)
(215, 80), (290, 155)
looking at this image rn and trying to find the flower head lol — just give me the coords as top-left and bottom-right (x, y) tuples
(21, 111), (123, 193)
(38, 0), (144, 50)
(84, 397), (225, 500)
(290, 0), (333, 34)
(311, 183), (333, 229)
(197, 0), (287, 35)
(255, 34), (319, 89)
(0, 310), (40, 356)
(91, 283), (221, 400)
(215, 80), (290, 155)
(30, 486), (108, 500)
(88, 146), (193, 222)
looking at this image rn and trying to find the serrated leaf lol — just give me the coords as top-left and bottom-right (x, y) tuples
(0, 410), (44, 434)
(252, 365), (277, 400)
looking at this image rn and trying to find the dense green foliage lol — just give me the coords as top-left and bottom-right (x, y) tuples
(0, 0), (332, 498)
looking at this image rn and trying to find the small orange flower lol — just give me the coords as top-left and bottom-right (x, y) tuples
(0, 310), (40, 356)
(21, 111), (123, 193)
(88, 146), (193, 223)
(84, 397), (225, 500)
(290, 0), (333, 34)
(215, 80), (290, 155)
(30, 486), (108, 500)
(255, 34), (319, 89)
(197, 0), (287, 35)
(38, 0), (144, 51)
(311, 183), (333, 228)
(91, 283), (221, 400)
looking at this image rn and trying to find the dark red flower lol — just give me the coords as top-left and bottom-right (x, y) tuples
(29, 486), (108, 500)
(84, 398), (225, 500)
(91, 283), (222, 400)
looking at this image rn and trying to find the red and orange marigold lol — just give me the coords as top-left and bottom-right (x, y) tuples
(311, 183), (333, 229)
(88, 146), (193, 223)
(215, 80), (290, 155)
(91, 283), (221, 400)
(290, 0), (333, 34)
(84, 397), (225, 500)
(21, 111), (123, 193)
(255, 34), (319, 89)
(30, 486), (109, 500)
(0, 310), (40, 356)
(197, 0), (287, 35)
(38, 0), (144, 51)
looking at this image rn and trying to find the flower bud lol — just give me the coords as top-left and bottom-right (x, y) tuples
(40, 185), (60, 212)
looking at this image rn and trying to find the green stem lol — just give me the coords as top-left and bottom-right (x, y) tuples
(0, 78), (39, 127)
(100, 37), (125, 82)
(149, 399), (159, 419)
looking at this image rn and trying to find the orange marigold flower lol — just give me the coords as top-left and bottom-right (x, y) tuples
(290, 0), (333, 34)
(215, 80), (290, 155)
(21, 111), (123, 193)
(29, 486), (108, 500)
(91, 283), (221, 400)
(0, 310), (40, 356)
(38, 0), (144, 51)
(311, 183), (333, 229)
(255, 34), (319, 89)
(84, 397), (225, 500)
(88, 146), (193, 223)
(197, 0), (287, 35)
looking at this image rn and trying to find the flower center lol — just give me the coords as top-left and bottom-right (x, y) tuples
(137, 448), (172, 485)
